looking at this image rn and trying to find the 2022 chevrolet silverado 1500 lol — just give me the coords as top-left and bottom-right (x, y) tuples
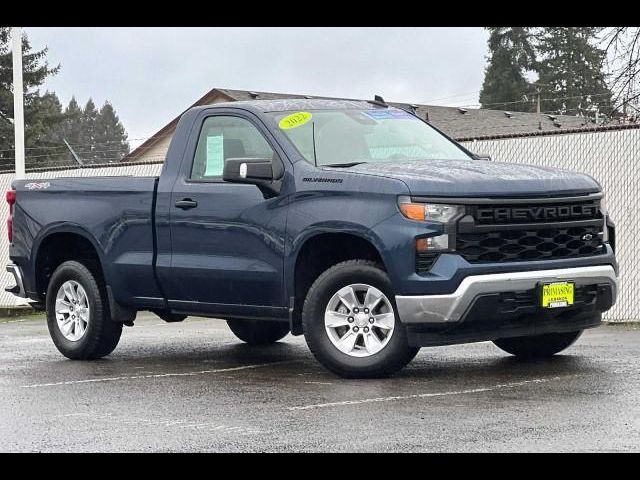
(6, 98), (618, 378)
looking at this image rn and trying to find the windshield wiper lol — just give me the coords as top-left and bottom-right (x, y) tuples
(323, 162), (368, 168)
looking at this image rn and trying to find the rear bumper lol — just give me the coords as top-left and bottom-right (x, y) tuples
(5, 263), (27, 298)
(395, 265), (618, 325)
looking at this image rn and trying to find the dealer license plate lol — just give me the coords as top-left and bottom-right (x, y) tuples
(541, 281), (575, 308)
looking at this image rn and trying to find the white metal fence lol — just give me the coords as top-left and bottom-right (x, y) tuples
(460, 126), (640, 321)
(1, 126), (638, 321)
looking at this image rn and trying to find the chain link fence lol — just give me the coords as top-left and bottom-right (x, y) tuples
(0, 125), (638, 321)
(460, 125), (640, 321)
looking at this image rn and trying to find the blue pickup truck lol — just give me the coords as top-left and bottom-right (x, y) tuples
(5, 98), (618, 378)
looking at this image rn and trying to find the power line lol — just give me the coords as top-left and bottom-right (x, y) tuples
(0, 141), (170, 161)
(0, 132), (177, 155)
(420, 90), (481, 104)
(465, 92), (614, 109)
(0, 131), (180, 154)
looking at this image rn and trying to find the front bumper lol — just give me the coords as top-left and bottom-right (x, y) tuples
(395, 265), (617, 325)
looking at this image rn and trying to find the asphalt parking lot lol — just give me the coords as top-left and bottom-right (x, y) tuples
(0, 312), (638, 452)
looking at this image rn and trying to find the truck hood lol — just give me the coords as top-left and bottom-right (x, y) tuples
(338, 159), (601, 197)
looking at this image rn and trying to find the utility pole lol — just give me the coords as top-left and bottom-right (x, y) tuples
(11, 27), (25, 179)
(536, 85), (541, 114)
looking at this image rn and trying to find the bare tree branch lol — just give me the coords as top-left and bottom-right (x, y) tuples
(601, 27), (640, 120)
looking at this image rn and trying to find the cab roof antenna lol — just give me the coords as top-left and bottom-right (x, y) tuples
(367, 95), (388, 108)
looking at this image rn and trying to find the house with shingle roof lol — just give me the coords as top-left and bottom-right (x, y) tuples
(123, 87), (601, 163)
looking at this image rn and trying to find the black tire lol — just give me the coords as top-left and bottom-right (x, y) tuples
(493, 330), (583, 358)
(227, 319), (290, 345)
(302, 260), (419, 379)
(46, 260), (122, 360)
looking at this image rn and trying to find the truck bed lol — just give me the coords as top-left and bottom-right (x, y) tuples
(10, 175), (163, 305)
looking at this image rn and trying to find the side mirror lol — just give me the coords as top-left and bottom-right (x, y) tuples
(472, 153), (492, 161)
(223, 157), (274, 182)
(223, 156), (283, 197)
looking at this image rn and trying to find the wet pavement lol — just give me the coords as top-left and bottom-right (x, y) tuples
(0, 313), (638, 452)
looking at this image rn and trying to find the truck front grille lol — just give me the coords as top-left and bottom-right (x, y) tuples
(455, 196), (606, 264)
(457, 225), (604, 263)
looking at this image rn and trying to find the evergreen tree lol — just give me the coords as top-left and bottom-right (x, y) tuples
(94, 101), (129, 162)
(79, 98), (98, 162)
(62, 96), (83, 144)
(48, 96), (84, 166)
(23, 91), (66, 167)
(535, 27), (613, 118)
(47, 97), (130, 166)
(479, 27), (537, 112)
(0, 27), (61, 169)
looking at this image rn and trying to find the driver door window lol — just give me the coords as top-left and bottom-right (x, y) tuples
(190, 116), (275, 180)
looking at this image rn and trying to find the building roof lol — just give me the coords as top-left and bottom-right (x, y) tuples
(124, 87), (601, 162)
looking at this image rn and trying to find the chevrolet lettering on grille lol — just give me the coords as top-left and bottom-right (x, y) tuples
(476, 204), (598, 223)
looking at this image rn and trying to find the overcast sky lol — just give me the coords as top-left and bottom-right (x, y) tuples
(25, 27), (489, 148)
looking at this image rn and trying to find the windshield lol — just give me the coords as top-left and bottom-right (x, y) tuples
(269, 108), (472, 166)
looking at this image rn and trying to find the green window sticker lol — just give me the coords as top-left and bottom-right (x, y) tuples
(205, 135), (224, 176)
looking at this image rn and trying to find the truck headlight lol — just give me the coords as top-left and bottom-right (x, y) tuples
(398, 196), (462, 223)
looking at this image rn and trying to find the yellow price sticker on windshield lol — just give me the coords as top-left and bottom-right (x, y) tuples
(279, 112), (312, 130)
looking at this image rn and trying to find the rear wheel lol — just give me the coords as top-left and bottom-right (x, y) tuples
(46, 260), (122, 359)
(227, 319), (290, 345)
(302, 260), (419, 378)
(493, 330), (583, 358)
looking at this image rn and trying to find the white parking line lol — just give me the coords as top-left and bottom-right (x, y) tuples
(59, 412), (263, 435)
(289, 375), (575, 411)
(21, 361), (291, 388)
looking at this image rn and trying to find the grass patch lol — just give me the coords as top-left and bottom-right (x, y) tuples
(603, 320), (640, 328)
(0, 308), (44, 323)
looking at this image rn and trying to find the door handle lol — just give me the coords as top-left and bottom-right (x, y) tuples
(175, 198), (198, 209)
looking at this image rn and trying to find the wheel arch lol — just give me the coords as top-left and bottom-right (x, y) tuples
(287, 226), (388, 335)
(32, 224), (107, 299)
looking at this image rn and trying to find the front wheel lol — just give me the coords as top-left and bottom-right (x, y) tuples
(493, 330), (583, 358)
(302, 260), (419, 378)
